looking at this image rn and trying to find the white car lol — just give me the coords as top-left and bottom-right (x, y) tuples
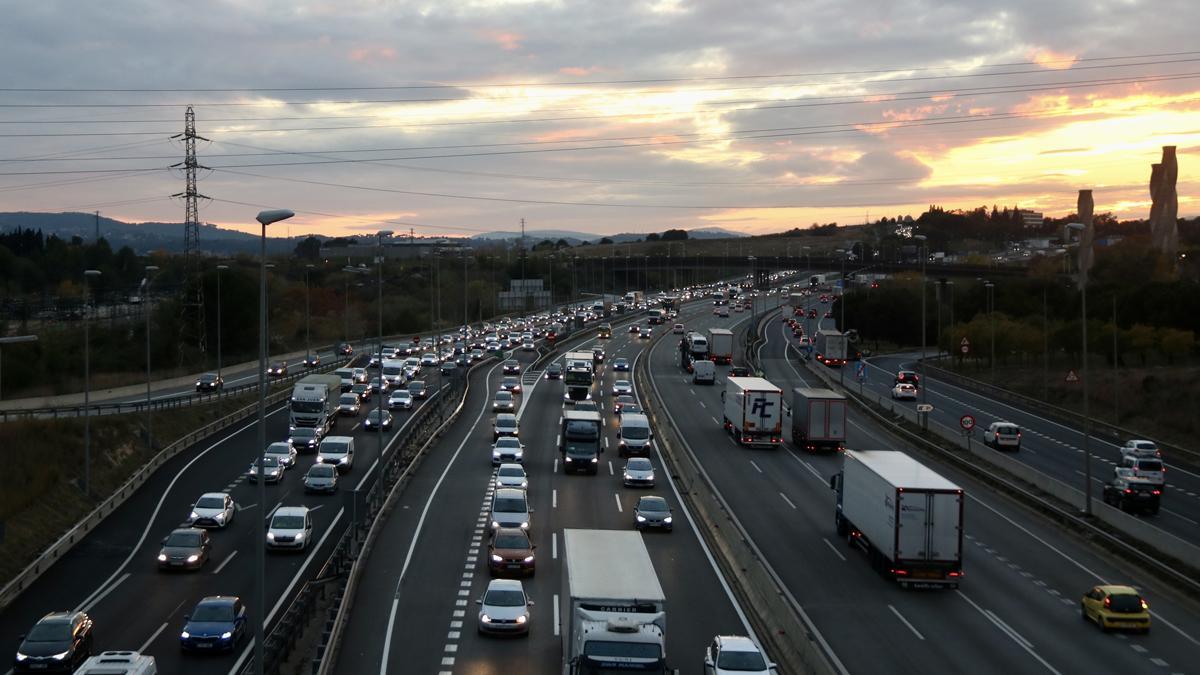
(495, 463), (529, 489)
(188, 492), (235, 529)
(983, 422), (1021, 451)
(704, 635), (775, 674)
(673, 323), (685, 334)
(891, 383), (917, 400)
(421, 352), (438, 367)
(492, 437), (525, 465)
(612, 380), (634, 396)
(522, 341), (536, 351)
(389, 389), (414, 410)
(264, 441), (298, 468)
(622, 457), (656, 488)
(1121, 439), (1161, 458)
(476, 578), (533, 636)
(266, 506), (312, 551)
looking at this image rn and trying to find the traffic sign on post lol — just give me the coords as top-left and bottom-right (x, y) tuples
(1065, 369), (1080, 383)
(960, 337), (970, 355)
(959, 414), (976, 431)
(916, 403), (934, 413)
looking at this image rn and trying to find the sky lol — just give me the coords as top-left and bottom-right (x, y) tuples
(1, 0), (1199, 240)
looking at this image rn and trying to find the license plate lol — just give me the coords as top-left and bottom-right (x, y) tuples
(507, 564), (522, 570)
(29, 665), (46, 670)
(913, 570), (942, 579)
(196, 642), (213, 649)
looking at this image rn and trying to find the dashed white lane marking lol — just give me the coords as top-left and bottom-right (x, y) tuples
(614, 493), (623, 512)
(553, 488), (558, 509)
(552, 532), (558, 559)
(608, 461), (614, 476)
(889, 605), (925, 640)
(779, 492), (797, 510)
(554, 593), (561, 636)
(749, 460), (763, 474)
(822, 538), (847, 562)
(212, 550), (238, 574)
(137, 622), (168, 653)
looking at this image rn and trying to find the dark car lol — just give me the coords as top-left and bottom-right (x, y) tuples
(500, 376), (522, 394)
(807, 309), (818, 318)
(289, 427), (322, 453)
(1103, 476), (1161, 515)
(337, 343), (354, 356)
(303, 463), (339, 494)
(195, 372), (223, 392)
(180, 596), (247, 652)
(267, 361), (288, 377)
(613, 394), (637, 415)
(503, 359), (521, 375)
(545, 363), (562, 380)
(895, 370), (920, 386)
(613, 358), (631, 372)
(620, 403), (644, 416)
(729, 366), (752, 377)
(351, 382), (372, 402)
(634, 496), (673, 531)
(488, 527), (536, 577)
(302, 354), (321, 368)
(591, 347), (605, 363)
(13, 612), (93, 673)
(157, 527), (212, 571)
(364, 409), (394, 431)
(628, 325), (641, 334)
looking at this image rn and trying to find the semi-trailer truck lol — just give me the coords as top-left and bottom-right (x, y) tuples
(289, 373), (342, 434)
(564, 350), (596, 403)
(722, 377), (783, 448)
(707, 328), (733, 364)
(562, 529), (668, 674)
(831, 449), (964, 588)
(791, 387), (846, 452)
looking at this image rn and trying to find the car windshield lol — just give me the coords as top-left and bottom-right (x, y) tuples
(196, 497), (225, 509)
(1108, 594), (1144, 612)
(493, 497), (527, 513)
(200, 374), (217, 382)
(191, 604), (235, 622)
(639, 498), (668, 512)
(409, 381), (425, 391)
(257, 457), (280, 467)
(272, 515), (305, 529)
(584, 641), (661, 659)
(493, 533), (529, 549)
(623, 426), (650, 440)
(484, 589), (526, 607)
(166, 531), (203, 547)
(393, 392), (410, 400)
(367, 410), (387, 420)
(617, 396), (635, 405)
(624, 405), (644, 414)
(323, 442), (349, 454)
(548, 365), (561, 373)
(267, 443), (291, 455)
(496, 392), (512, 402)
(340, 395), (357, 405)
(615, 360), (628, 367)
(1137, 459), (1163, 471)
(503, 377), (518, 386)
(26, 622), (72, 642)
(717, 649), (768, 670)
(496, 439), (520, 448)
(498, 467), (524, 478)
(628, 458), (652, 471)
(309, 465), (336, 477)
(498, 419), (516, 429)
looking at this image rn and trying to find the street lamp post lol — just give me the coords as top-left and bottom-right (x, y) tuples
(1065, 222), (1093, 515)
(374, 231), (392, 529)
(985, 281), (995, 381)
(143, 265), (159, 452)
(912, 235), (928, 429)
(0, 335), (38, 402)
(83, 270), (101, 496)
(304, 264), (314, 366)
(216, 265), (228, 388)
(253, 209), (294, 675)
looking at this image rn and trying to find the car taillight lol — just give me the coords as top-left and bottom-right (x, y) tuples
(1152, 490), (1161, 495)
(892, 569), (909, 576)
(948, 571), (962, 578)
(1124, 488), (1133, 494)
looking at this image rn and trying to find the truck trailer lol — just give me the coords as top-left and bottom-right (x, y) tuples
(814, 329), (848, 367)
(831, 450), (964, 588)
(289, 373), (342, 434)
(722, 377), (783, 448)
(562, 529), (668, 674)
(707, 328), (733, 364)
(791, 387), (846, 452)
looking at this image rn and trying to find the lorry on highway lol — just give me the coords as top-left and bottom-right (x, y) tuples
(831, 449), (964, 588)
(647, 308), (666, 325)
(791, 387), (846, 452)
(684, 331), (709, 361)
(809, 274), (825, 287)
(562, 529), (668, 674)
(814, 329), (848, 367)
(787, 292), (806, 318)
(559, 410), (603, 474)
(722, 377), (784, 448)
(707, 328), (733, 364)
(564, 350), (596, 403)
(289, 373), (342, 434)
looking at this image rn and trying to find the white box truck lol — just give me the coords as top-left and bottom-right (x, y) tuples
(562, 529), (668, 674)
(289, 373), (342, 434)
(791, 387), (846, 452)
(722, 377), (783, 448)
(831, 450), (964, 588)
(707, 328), (733, 364)
(787, 292), (806, 319)
(814, 329), (848, 367)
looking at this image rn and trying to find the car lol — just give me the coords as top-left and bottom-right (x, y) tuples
(351, 382), (371, 401)
(488, 527), (536, 577)
(188, 492), (235, 529)
(824, 311), (834, 318)
(369, 377), (391, 395)
(495, 463), (528, 489)
(673, 323), (685, 334)
(338, 393), (361, 416)
(471, 348), (486, 361)
(640, 328), (652, 339)
(493, 390), (516, 412)
(180, 596), (247, 652)
(714, 307), (730, 317)
(545, 363), (562, 380)
(493, 413), (519, 440)
(619, 402), (644, 416)
(704, 635), (775, 674)
(302, 354), (321, 368)
(352, 367), (369, 383)
(983, 422), (1021, 450)
(503, 359), (521, 375)
(195, 372), (223, 392)
(337, 343), (354, 356)
(13, 612), (94, 672)
(267, 361), (288, 377)
(289, 426), (322, 453)
(363, 409), (394, 431)
(265, 441), (298, 468)
(303, 463), (339, 493)
(317, 436), (355, 472)
(1081, 585), (1150, 633)
(476, 578), (533, 636)
(487, 341), (504, 353)
(1115, 455), (1165, 490)
(490, 487), (531, 533)
(894, 370), (920, 386)
(628, 325), (641, 335)
(622, 457), (656, 488)
(729, 366), (752, 377)
(613, 394), (637, 415)
(1102, 475), (1161, 515)
(420, 352), (438, 367)
(1121, 439), (1161, 458)
(808, 309), (818, 318)
(611, 358), (631, 372)
(408, 380), (429, 399)
(266, 506), (313, 551)
(591, 347), (605, 363)
(500, 376), (523, 394)
(891, 383), (917, 400)
(389, 389), (414, 410)
(455, 354), (470, 367)
(157, 527), (211, 571)
(492, 437), (525, 465)
(246, 456), (284, 484)
(440, 361), (457, 375)
(612, 379), (633, 395)
(733, 304), (744, 313)
(798, 336), (811, 347)
(634, 495), (673, 531)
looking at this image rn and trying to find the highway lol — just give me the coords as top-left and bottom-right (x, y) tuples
(334, 315), (757, 674)
(643, 291), (1200, 674)
(0, 354), (452, 674)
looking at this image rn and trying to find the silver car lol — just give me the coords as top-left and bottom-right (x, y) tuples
(338, 393), (361, 417)
(389, 390), (414, 410)
(247, 456), (284, 484)
(189, 492), (235, 529)
(266, 506), (312, 551)
(264, 441), (297, 468)
(612, 380), (634, 395)
(492, 437), (525, 465)
(622, 457), (656, 488)
(303, 463), (338, 494)
(476, 578), (533, 636)
(493, 390), (516, 412)
(490, 488), (531, 534)
(495, 463), (528, 489)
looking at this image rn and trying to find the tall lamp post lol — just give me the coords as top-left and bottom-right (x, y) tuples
(143, 265), (159, 452)
(216, 264), (228, 387)
(984, 281), (996, 381)
(373, 232), (393, 526)
(304, 264), (314, 366)
(0, 335), (38, 402)
(253, 209), (294, 675)
(83, 270), (101, 496)
(912, 235), (928, 429)
(1065, 222), (1093, 515)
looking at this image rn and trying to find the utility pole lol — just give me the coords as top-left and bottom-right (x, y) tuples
(94, 211), (100, 242)
(520, 218), (527, 311)
(170, 106), (210, 363)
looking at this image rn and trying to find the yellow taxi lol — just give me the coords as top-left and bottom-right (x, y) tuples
(1081, 585), (1150, 633)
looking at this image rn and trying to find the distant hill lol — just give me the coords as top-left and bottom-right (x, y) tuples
(472, 226), (745, 243)
(0, 212), (304, 255)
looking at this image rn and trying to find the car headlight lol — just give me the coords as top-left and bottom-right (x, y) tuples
(189, 511), (199, 521)
(15, 652), (29, 661)
(564, 456), (573, 462)
(215, 512), (226, 523)
(196, 381), (202, 386)
(158, 553), (168, 562)
(623, 473), (632, 480)
(663, 516), (673, 523)
(491, 554), (503, 563)
(520, 521), (530, 529)
(590, 457), (598, 463)
(480, 613), (492, 623)
(516, 614), (528, 624)
(295, 532), (305, 541)
(267, 532), (276, 541)
(181, 631), (191, 639)
(187, 554), (200, 563)
(491, 520), (500, 529)
(637, 515), (647, 522)
(523, 555), (535, 563)
(221, 631), (233, 640)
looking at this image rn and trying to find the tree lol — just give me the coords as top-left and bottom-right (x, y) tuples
(645, 233), (661, 242)
(1128, 324), (1157, 365)
(294, 236), (322, 260)
(598, 237), (614, 245)
(555, 238), (570, 249)
(661, 229), (688, 241)
(1158, 328), (1195, 364)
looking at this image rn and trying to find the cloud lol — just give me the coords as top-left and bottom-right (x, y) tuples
(479, 28), (524, 51)
(1028, 48), (1078, 70)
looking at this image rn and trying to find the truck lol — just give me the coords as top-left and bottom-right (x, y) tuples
(562, 529), (668, 674)
(564, 350), (596, 403)
(289, 373), (342, 434)
(558, 410), (603, 474)
(787, 292), (806, 318)
(831, 450), (964, 588)
(647, 308), (665, 325)
(661, 295), (678, 313)
(722, 377), (783, 448)
(684, 332), (709, 360)
(707, 328), (733, 364)
(809, 274), (825, 288)
(814, 329), (848, 367)
(790, 387), (846, 452)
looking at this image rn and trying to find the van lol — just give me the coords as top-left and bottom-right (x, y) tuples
(618, 413), (653, 457)
(334, 368), (355, 392)
(267, 506), (313, 551)
(692, 359), (716, 385)
(983, 422), (1021, 451)
(381, 359), (406, 386)
(78, 651), (157, 674)
(317, 436), (356, 472)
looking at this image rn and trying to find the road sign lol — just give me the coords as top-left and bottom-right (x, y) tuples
(916, 403), (934, 413)
(1065, 369), (1080, 383)
(960, 345), (969, 354)
(960, 337), (970, 354)
(959, 414), (976, 431)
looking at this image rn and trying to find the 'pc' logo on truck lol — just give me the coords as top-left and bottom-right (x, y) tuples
(751, 397), (774, 418)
